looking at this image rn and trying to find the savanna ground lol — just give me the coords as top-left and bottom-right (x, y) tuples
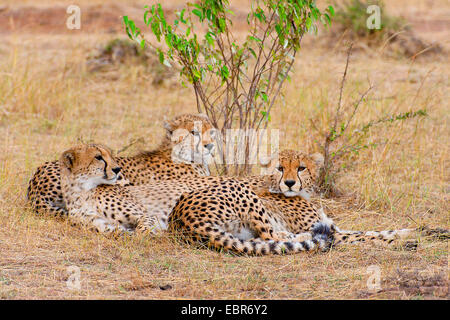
(0, 0), (448, 299)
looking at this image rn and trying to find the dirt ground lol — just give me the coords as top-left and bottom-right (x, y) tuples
(0, 0), (448, 299)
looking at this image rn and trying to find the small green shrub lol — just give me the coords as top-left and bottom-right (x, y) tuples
(124, 0), (335, 175)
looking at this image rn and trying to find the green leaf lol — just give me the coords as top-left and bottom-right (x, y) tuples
(220, 65), (229, 81)
(151, 21), (161, 42)
(323, 13), (331, 26)
(206, 8), (212, 20)
(179, 8), (187, 23)
(218, 18), (226, 32)
(275, 24), (282, 37)
(248, 36), (262, 43)
(123, 16), (132, 38)
(144, 10), (150, 25)
(311, 7), (320, 20)
(192, 9), (203, 20)
(192, 69), (201, 81)
(261, 92), (268, 102)
(157, 48), (164, 64)
(205, 32), (215, 46)
(248, 47), (257, 58)
(327, 5), (335, 16)
(261, 111), (271, 121)
(305, 17), (312, 30)
(157, 3), (164, 18)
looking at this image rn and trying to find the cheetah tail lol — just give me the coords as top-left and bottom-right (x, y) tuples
(211, 222), (334, 255)
(333, 225), (450, 246)
(316, 207), (419, 246)
(332, 227), (420, 246)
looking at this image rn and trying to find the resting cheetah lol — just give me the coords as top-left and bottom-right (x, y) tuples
(59, 144), (152, 233)
(59, 143), (333, 253)
(27, 113), (216, 217)
(168, 150), (448, 255)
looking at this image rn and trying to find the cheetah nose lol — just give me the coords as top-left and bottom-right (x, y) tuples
(284, 180), (295, 188)
(205, 143), (214, 152)
(112, 167), (121, 174)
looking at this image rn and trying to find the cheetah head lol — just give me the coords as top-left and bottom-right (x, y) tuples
(261, 150), (324, 199)
(59, 144), (122, 191)
(164, 113), (217, 166)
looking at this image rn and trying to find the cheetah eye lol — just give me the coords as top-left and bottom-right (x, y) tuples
(95, 155), (104, 161)
(277, 166), (283, 172)
(191, 130), (199, 136)
(298, 166), (306, 172)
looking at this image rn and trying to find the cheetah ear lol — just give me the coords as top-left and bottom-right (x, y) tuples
(163, 120), (174, 139)
(61, 150), (76, 172)
(310, 152), (324, 169)
(163, 120), (173, 133)
(96, 144), (114, 157)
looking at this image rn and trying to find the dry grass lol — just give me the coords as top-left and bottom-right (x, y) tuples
(0, 1), (448, 299)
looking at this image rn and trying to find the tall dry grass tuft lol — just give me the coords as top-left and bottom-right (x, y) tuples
(0, 1), (448, 299)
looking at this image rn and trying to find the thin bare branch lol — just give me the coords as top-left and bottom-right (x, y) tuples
(333, 43), (353, 133)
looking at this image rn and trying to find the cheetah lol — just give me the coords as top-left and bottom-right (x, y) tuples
(168, 150), (449, 255)
(26, 113), (217, 217)
(59, 143), (332, 253)
(59, 143), (153, 233)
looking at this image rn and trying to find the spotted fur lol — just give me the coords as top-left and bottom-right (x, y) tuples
(26, 113), (216, 217)
(59, 144), (156, 233)
(168, 180), (333, 255)
(58, 145), (447, 254)
(56, 145), (322, 238)
(168, 150), (448, 254)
